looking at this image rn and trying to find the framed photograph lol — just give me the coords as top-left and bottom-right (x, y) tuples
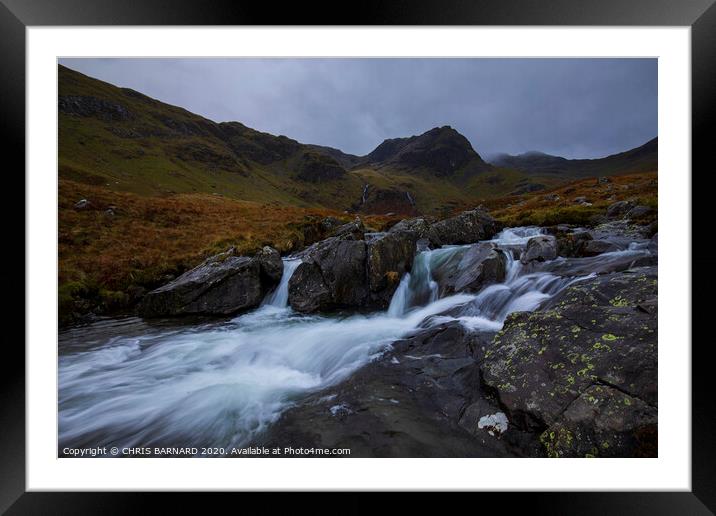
(4, 0), (713, 511)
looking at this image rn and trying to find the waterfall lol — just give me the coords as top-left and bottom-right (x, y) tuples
(262, 258), (301, 308)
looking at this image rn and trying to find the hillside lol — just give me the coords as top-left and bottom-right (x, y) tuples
(487, 137), (658, 178)
(59, 65), (569, 216)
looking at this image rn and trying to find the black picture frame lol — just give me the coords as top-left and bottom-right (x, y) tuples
(3, 0), (713, 512)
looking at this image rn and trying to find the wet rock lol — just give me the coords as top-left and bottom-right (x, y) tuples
(440, 242), (507, 295)
(288, 237), (368, 312)
(431, 209), (501, 245)
(254, 246), (283, 284)
(580, 239), (620, 256)
(482, 267), (657, 456)
(648, 233), (658, 254)
(366, 231), (418, 307)
(140, 247), (282, 317)
(520, 235), (557, 264)
(261, 322), (540, 457)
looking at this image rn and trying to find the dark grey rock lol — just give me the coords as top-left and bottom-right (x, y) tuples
(581, 239), (620, 256)
(521, 235), (557, 264)
(606, 200), (635, 219)
(482, 268), (657, 456)
(431, 209), (501, 245)
(288, 237), (368, 312)
(440, 242), (507, 295)
(366, 231), (417, 307)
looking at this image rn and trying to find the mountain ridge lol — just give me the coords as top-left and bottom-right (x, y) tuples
(58, 64), (657, 216)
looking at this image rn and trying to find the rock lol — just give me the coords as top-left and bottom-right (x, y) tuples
(288, 237), (368, 312)
(556, 231), (593, 257)
(520, 235), (557, 264)
(606, 200), (635, 219)
(366, 231), (417, 307)
(625, 205), (653, 220)
(140, 248), (281, 317)
(431, 209), (501, 245)
(260, 322), (540, 457)
(389, 217), (441, 247)
(542, 193), (561, 202)
(481, 268), (657, 456)
(597, 176), (610, 184)
(440, 242), (507, 294)
(59, 95), (132, 121)
(541, 385), (657, 458)
(331, 217), (365, 239)
(74, 199), (92, 210)
(573, 196), (591, 206)
(580, 239), (620, 256)
(254, 246), (283, 284)
(648, 233), (658, 254)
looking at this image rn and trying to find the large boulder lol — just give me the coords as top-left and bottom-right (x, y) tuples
(440, 242), (507, 295)
(520, 235), (557, 264)
(431, 209), (501, 245)
(389, 217), (441, 247)
(366, 231), (417, 307)
(481, 267), (657, 457)
(140, 247), (282, 317)
(288, 237), (368, 312)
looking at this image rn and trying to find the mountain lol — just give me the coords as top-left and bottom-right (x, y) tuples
(363, 126), (491, 176)
(487, 138), (658, 178)
(58, 64), (654, 216)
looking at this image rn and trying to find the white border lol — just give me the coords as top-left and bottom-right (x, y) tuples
(27, 27), (691, 491)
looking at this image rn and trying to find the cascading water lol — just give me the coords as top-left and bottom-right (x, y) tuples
(262, 258), (301, 308)
(58, 226), (654, 454)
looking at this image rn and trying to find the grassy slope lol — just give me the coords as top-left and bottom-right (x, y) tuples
(59, 65), (558, 216)
(59, 178), (399, 324)
(485, 171), (658, 227)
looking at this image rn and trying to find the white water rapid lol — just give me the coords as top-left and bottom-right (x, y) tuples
(58, 226), (653, 454)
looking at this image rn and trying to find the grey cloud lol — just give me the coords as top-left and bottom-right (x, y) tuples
(59, 57), (657, 159)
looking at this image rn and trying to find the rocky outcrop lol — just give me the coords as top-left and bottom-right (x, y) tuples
(296, 151), (347, 182)
(439, 242), (507, 295)
(288, 237), (368, 313)
(431, 209), (502, 245)
(606, 200), (635, 219)
(140, 247), (283, 317)
(389, 217), (441, 247)
(482, 267), (657, 457)
(288, 228), (417, 312)
(520, 235), (557, 263)
(59, 95), (133, 121)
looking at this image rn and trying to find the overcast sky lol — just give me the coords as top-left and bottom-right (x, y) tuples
(59, 58), (657, 159)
